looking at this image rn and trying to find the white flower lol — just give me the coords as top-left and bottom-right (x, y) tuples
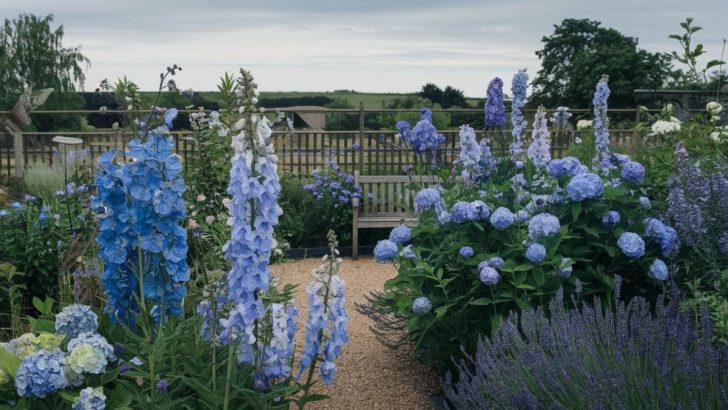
(650, 120), (681, 136)
(707, 101), (723, 115)
(205, 215), (216, 225)
(196, 194), (206, 203)
(710, 126), (728, 143)
(576, 120), (593, 130)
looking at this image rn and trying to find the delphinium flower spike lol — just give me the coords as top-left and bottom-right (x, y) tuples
(510, 69), (528, 159)
(592, 75), (614, 174)
(527, 106), (551, 168)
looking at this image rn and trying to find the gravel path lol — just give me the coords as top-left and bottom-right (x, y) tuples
(272, 256), (439, 410)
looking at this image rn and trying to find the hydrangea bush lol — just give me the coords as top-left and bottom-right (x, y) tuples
(368, 74), (680, 366)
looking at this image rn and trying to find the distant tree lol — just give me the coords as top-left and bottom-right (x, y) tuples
(531, 19), (672, 108)
(419, 83), (443, 105)
(418, 83), (467, 109)
(0, 14), (89, 130)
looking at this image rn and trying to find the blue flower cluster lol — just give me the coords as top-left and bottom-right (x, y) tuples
(15, 349), (68, 398)
(621, 161), (645, 184)
(398, 108), (446, 156)
(68, 332), (116, 363)
(55, 304), (98, 338)
(93, 126), (188, 323)
(415, 187), (444, 213)
(510, 70), (529, 157)
(602, 211), (621, 227)
(618, 232), (645, 259)
(644, 218), (680, 258)
(401, 245), (417, 260)
(555, 257), (573, 278)
(412, 296), (432, 316)
(72, 387), (106, 410)
(374, 240), (398, 263)
(526, 243), (547, 263)
(304, 160), (362, 209)
(389, 224), (412, 244)
(490, 207), (515, 230)
(456, 125), (481, 181)
(484, 77), (506, 129)
(649, 259), (669, 281)
(567, 172), (603, 201)
(592, 76), (614, 174)
(478, 138), (497, 178)
(56, 182), (89, 198)
(459, 246), (474, 258)
(548, 156), (584, 178)
(528, 213), (560, 240)
(527, 107), (551, 168)
(479, 265), (500, 285)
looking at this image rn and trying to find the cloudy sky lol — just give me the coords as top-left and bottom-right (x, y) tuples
(2, 0), (727, 96)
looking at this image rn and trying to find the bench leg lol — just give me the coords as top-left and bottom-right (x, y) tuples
(352, 217), (359, 260)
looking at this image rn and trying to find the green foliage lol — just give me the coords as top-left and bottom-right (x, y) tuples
(669, 17), (726, 87)
(0, 263), (26, 338)
(531, 19), (672, 108)
(376, 96), (451, 130)
(22, 162), (66, 201)
(418, 83), (467, 109)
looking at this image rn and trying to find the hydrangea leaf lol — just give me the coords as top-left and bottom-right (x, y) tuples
(0, 347), (21, 377)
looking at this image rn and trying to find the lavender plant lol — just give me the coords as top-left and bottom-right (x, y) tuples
(443, 278), (728, 409)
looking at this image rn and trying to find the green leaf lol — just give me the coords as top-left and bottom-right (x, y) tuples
(512, 264), (534, 272)
(516, 283), (536, 290)
(32, 296), (45, 314)
(469, 297), (493, 306)
(435, 304), (451, 319)
(60, 390), (80, 402)
(515, 298), (531, 310)
(570, 202), (582, 221)
(0, 347), (21, 377)
(490, 315), (502, 333)
(29, 318), (55, 333)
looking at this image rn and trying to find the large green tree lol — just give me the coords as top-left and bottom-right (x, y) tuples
(531, 19), (672, 108)
(0, 14), (88, 130)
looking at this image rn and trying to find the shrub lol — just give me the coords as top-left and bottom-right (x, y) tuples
(443, 278), (728, 409)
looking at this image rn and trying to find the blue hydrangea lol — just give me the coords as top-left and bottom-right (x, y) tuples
(490, 207), (515, 230)
(526, 243), (547, 263)
(567, 172), (604, 201)
(451, 201), (477, 223)
(639, 196), (651, 210)
(618, 232), (645, 259)
(649, 259), (669, 281)
(471, 200), (491, 220)
(516, 210), (529, 222)
(374, 240), (398, 263)
(528, 213), (560, 240)
(479, 266), (500, 285)
(459, 246), (474, 258)
(72, 387), (106, 410)
(547, 156), (582, 178)
(555, 257), (573, 279)
(55, 304), (98, 338)
(488, 256), (505, 269)
(412, 297), (432, 316)
(644, 218), (680, 258)
(304, 159), (361, 209)
(602, 211), (621, 227)
(484, 77), (506, 129)
(68, 332), (116, 362)
(621, 161), (646, 184)
(389, 225), (412, 244)
(15, 349), (68, 398)
(400, 245), (416, 260)
(415, 187), (443, 212)
(402, 108), (445, 156)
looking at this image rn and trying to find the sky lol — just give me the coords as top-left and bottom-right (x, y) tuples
(2, 0), (727, 96)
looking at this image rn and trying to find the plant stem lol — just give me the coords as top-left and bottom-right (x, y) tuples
(222, 340), (236, 410)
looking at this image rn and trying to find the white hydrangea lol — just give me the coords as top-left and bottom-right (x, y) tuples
(576, 120), (593, 130)
(650, 120), (681, 136)
(65, 344), (107, 374)
(710, 126), (728, 143)
(707, 101), (723, 115)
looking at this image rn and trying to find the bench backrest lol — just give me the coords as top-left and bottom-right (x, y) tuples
(354, 171), (443, 216)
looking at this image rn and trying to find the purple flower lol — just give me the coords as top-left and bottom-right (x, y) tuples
(601, 211), (621, 227)
(351, 143), (360, 151)
(649, 259), (669, 281)
(479, 266), (500, 285)
(156, 379), (169, 393)
(488, 256), (505, 269)
(484, 77), (506, 129)
(459, 246), (474, 258)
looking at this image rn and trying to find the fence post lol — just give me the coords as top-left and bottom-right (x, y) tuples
(633, 107), (640, 142)
(358, 102), (364, 175)
(12, 130), (24, 179)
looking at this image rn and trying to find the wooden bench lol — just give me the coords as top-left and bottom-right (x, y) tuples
(351, 171), (442, 259)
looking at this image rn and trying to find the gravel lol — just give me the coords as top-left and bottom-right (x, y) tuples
(272, 256), (439, 409)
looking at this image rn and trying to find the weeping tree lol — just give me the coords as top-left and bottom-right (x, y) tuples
(0, 14), (89, 131)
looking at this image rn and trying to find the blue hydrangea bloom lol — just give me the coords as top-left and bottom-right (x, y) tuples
(649, 259), (669, 281)
(404, 108), (446, 155)
(602, 211), (621, 227)
(488, 256), (505, 269)
(374, 240), (398, 263)
(639, 196), (651, 210)
(621, 161), (646, 184)
(68, 332), (116, 362)
(567, 172), (604, 201)
(618, 232), (645, 259)
(415, 187), (443, 212)
(15, 349), (68, 398)
(451, 201), (477, 223)
(400, 245), (416, 260)
(389, 225), (412, 244)
(644, 218), (680, 258)
(555, 257), (573, 278)
(516, 210), (529, 222)
(459, 246), (474, 258)
(526, 243), (547, 263)
(412, 297), (432, 316)
(490, 207), (515, 230)
(479, 266), (500, 285)
(471, 200), (491, 220)
(72, 387), (106, 410)
(484, 77), (506, 129)
(547, 156), (583, 178)
(528, 213), (560, 240)
(55, 304), (98, 338)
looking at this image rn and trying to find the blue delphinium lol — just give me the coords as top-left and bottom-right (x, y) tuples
(510, 69), (528, 158)
(389, 224), (412, 244)
(484, 77), (506, 129)
(527, 106), (551, 168)
(548, 156), (582, 178)
(459, 246), (474, 258)
(478, 138), (497, 178)
(412, 296), (432, 316)
(479, 266), (500, 285)
(618, 232), (645, 259)
(526, 243), (547, 263)
(649, 259), (669, 281)
(456, 125), (481, 181)
(592, 75), (614, 174)
(602, 211), (621, 227)
(72, 387), (106, 410)
(621, 161), (646, 184)
(528, 213), (560, 240)
(451, 201), (477, 223)
(93, 123), (189, 323)
(415, 187), (444, 213)
(374, 240), (398, 263)
(55, 304), (98, 338)
(488, 256), (505, 269)
(490, 207), (515, 230)
(567, 172), (604, 201)
(15, 349), (68, 398)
